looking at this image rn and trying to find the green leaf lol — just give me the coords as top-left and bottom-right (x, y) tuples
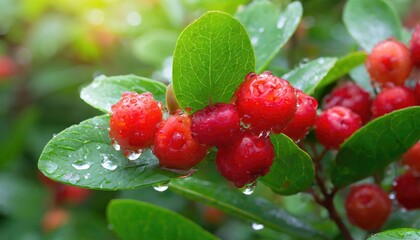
(343, 0), (402, 52)
(108, 200), (217, 240)
(314, 51), (368, 94)
(260, 134), (314, 195)
(349, 65), (375, 95)
(282, 58), (337, 95)
(80, 75), (167, 113)
(332, 107), (420, 187)
(236, 1), (302, 73)
(170, 177), (326, 239)
(172, 11), (255, 113)
(38, 115), (173, 190)
(368, 228), (420, 240)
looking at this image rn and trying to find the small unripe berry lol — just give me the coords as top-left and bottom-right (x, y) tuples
(409, 25), (420, 67)
(234, 72), (297, 133)
(345, 184), (391, 230)
(366, 39), (413, 86)
(403, 142), (420, 173)
(216, 132), (274, 188)
(282, 89), (318, 141)
(191, 103), (241, 146)
(371, 86), (416, 118)
(153, 114), (208, 170)
(323, 82), (371, 123)
(394, 171), (420, 210)
(315, 106), (362, 149)
(109, 92), (163, 151)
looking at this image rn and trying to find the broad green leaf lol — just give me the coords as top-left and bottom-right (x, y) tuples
(170, 177), (326, 239)
(80, 75), (167, 113)
(368, 228), (420, 240)
(236, 1), (302, 73)
(172, 11), (255, 113)
(108, 200), (217, 240)
(282, 58), (337, 95)
(349, 65), (375, 95)
(38, 115), (173, 190)
(260, 134), (314, 195)
(332, 107), (420, 187)
(343, 0), (402, 52)
(314, 51), (368, 94)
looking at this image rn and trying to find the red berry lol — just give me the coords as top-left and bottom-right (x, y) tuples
(109, 92), (162, 152)
(403, 142), (420, 173)
(191, 103), (241, 146)
(216, 132), (274, 188)
(323, 82), (371, 123)
(414, 80), (420, 105)
(42, 208), (70, 233)
(0, 56), (17, 78)
(153, 114), (208, 170)
(56, 185), (91, 205)
(394, 171), (420, 210)
(282, 89), (318, 141)
(234, 72), (297, 133)
(315, 106), (362, 149)
(409, 25), (420, 67)
(366, 39), (413, 86)
(203, 206), (226, 225)
(371, 86), (416, 118)
(345, 184), (391, 230)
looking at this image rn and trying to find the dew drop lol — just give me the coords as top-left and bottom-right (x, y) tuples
(112, 141), (121, 151)
(252, 223), (264, 230)
(161, 167), (197, 179)
(241, 181), (257, 195)
(101, 154), (118, 170)
(71, 160), (91, 170)
(45, 162), (58, 174)
(277, 16), (286, 29)
(389, 193), (395, 200)
(153, 181), (170, 192)
(84, 173), (91, 179)
(63, 173), (80, 184)
(126, 149), (143, 161)
(52, 134), (57, 138)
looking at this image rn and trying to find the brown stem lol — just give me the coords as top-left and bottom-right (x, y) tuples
(324, 191), (353, 240)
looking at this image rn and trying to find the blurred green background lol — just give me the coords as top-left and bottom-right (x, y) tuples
(0, 0), (418, 239)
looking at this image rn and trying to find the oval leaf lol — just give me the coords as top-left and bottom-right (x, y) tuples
(343, 0), (402, 52)
(282, 57), (337, 95)
(108, 200), (217, 240)
(170, 177), (325, 239)
(80, 75), (167, 113)
(349, 65), (375, 95)
(38, 115), (173, 190)
(332, 107), (420, 187)
(368, 228), (420, 240)
(236, 1), (302, 73)
(260, 134), (314, 195)
(172, 11), (255, 112)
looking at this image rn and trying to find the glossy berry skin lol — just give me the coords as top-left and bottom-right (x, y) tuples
(315, 106), (362, 149)
(282, 89), (318, 141)
(409, 25), (420, 67)
(371, 86), (416, 118)
(403, 142), (420, 173)
(109, 92), (162, 151)
(366, 39), (412, 86)
(345, 184), (391, 230)
(394, 171), (420, 210)
(323, 82), (371, 123)
(0, 56), (17, 78)
(216, 133), (274, 188)
(234, 72), (297, 133)
(191, 103), (241, 146)
(153, 114), (208, 170)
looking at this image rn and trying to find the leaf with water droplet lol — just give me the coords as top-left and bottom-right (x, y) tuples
(367, 228), (420, 240)
(38, 115), (176, 190)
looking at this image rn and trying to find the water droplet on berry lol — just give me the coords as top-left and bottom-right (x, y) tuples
(251, 222), (264, 231)
(101, 154), (118, 170)
(112, 141), (121, 151)
(71, 160), (91, 170)
(45, 161), (58, 174)
(241, 181), (257, 195)
(126, 149), (143, 161)
(258, 131), (270, 138)
(153, 181), (170, 192)
(389, 193), (396, 200)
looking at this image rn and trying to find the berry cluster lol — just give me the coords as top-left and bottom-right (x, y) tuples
(109, 71), (318, 188)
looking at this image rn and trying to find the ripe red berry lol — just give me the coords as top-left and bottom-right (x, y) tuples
(109, 92), (162, 152)
(366, 39), (413, 86)
(414, 80), (420, 105)
(153, 114), (208, 170)
(216, 132), (274, 188)
(403, 142), (420, 173)
(234, 72), (297, 133)
(345, 184), (391, 230)
(409, 25), (420, 67)
(315, 106), (362, 149)
(394, 171), (420, 210)
(191, 103), (241, 146)
(282, 89), (318, 141)
(323, 82), (371, 123)
(56, 185), (91, 205)
(0, 56), (17, 78)
(202, 206), (226, 225)
(371, 86), (416, 118)
(42, 208), (69, 233)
